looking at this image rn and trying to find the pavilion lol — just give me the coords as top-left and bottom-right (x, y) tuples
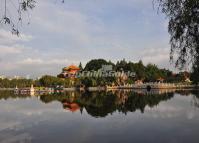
(58, 65), (80, 78)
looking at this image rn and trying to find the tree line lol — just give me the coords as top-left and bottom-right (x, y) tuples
(81, 59), (193, 87)
(0, 59), (195, 88)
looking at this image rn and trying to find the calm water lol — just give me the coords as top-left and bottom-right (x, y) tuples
(0, 90), (199, 143)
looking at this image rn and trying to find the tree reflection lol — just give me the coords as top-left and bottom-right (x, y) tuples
(0, 90), (30, 100)
(190, 90), (199, 108)
(1, 90), (199, 118)
(39, 90), (174, 117)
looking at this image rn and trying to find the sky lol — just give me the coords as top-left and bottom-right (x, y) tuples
(0, 0), (175, 78)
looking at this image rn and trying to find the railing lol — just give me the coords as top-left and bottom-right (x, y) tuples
(107, 82), (195, 89)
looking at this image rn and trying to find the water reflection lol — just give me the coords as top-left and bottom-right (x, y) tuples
(1, 89), (199, 118)
(0, 90), (199, 143)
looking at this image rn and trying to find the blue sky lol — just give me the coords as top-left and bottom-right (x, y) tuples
(0, 0), (174, 78)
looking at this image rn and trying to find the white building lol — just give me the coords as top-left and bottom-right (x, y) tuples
(101, 65), (113, 72)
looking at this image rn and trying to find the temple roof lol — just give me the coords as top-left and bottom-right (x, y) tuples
(63, 102), (80, 112)
(63, 65), (80, 71)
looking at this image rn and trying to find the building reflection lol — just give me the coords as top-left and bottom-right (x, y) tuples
(1, 89), (199, 118)
(39, 90), (175, 117)
(62, 102), (81, 112)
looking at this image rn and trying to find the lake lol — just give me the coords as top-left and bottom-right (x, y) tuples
(0, 90), (199, 143)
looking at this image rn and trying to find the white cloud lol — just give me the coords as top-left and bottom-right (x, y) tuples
(141, 47), (170, 64)
(0, 62), (18, 70)
(0, 44), (27, 55)
(0, 29), (33, 44)
(19, 58), (43, 65)
(0, 0), (172, 76)
(18, 58), (78, 65)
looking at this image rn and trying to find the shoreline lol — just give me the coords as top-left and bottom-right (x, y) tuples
(0, 85), (198, 92)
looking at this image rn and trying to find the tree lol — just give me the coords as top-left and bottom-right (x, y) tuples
(84, 59), (112, 71)
(115, 59), (128, 71)
(39, 75), (75, 87)
(145, 64), (160, 82)
(78, 62), (83, 70)
(0, 0), (36, 35)
(191, 62), (199, 84)
(132, 60), (146, 80)
(191, 57), (199, 84)
(0, 78), (33, 88)
(156, 0), (199, 83)
(0, 0), (68, 35)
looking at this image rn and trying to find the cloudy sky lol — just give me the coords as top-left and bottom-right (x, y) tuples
(0, 0), (175, 78)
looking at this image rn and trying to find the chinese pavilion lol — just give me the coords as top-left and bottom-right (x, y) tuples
(58, 65), (80, 78)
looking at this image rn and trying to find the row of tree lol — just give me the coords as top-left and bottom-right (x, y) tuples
(0, 78), (33, 88)
(40, 91), (175, 117)
(0, 59), (195, 88)
(79, 59), (192, 87)
(0, 75), (80, 88)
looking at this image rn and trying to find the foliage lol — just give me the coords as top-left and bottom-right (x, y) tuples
(0, 90), (30, 100)
(39, 91), (174, 117)
(78, 62), (83, 70)
(38, 75), (80, 87)
(156, 0), (199, 83)
(80, 77), (113, 87)
(81, 59), (190, 86)
(0, 78), (33, 88)
(84, 59), (114, 71)
(129, 60), (146, 80)
(115, 59), (128, 71)
(0, 0), (36, 35)
(191, 66), (199, 84)
(145, 64), (163, 82)
(0, 58), (192, 88)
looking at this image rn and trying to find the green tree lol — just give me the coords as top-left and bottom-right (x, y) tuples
(0, 78), (33, 88)
(39, 75), (73, 87)
(115, 59), (128, 71)
(78, 62), (83, 70)
(84, 59), (112, 71)
(191, 59), (199, 84)
(145, 64), (160, 82)
(133, 60), (146, 80)
(156, 0), (199, 83)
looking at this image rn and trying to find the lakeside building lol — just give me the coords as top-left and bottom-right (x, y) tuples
(58, 65), (80, 79)
(101, 65), (113, 72)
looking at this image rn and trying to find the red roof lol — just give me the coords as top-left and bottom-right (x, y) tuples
(63, 65), (80, 71)
(63, 102), (80, 112)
